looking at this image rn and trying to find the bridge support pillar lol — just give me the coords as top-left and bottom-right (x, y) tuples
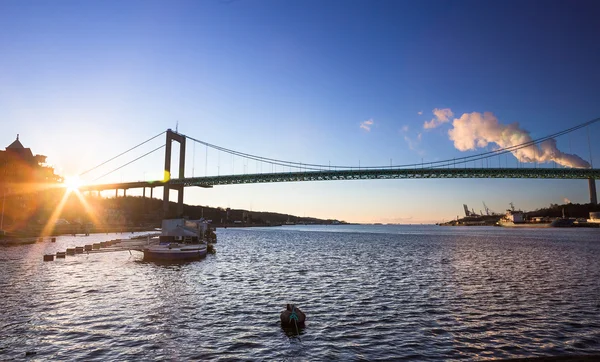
(589, 178), (597, 205)
(163, 129), (186, 218)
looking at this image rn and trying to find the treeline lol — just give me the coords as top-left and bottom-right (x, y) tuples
(525, 203), (600, 219)
(85, 196), (342, 227)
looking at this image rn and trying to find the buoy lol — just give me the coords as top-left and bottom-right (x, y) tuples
(84, 244), (92, 251)
(280, 304), (306, 327)
(66, 248), (75, 255)
(56, 252), (66, 258)
(43, 254), (54, 261)
(51, 237), (56, 242)
(75, 246), (84, 254)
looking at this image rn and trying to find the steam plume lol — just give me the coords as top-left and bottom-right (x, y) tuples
(448, 111), (590, 168)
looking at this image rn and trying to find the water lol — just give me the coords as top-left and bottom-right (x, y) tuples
(1, 226), (600, 360)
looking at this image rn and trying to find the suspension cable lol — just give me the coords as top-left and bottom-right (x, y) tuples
(80, 131), (166, 176)
(92, 145), (165, 182)
(184, 116), (600, 171)
(87, 116), (599, 183)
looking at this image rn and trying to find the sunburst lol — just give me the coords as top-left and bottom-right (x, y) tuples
(38, 176), (101, 237)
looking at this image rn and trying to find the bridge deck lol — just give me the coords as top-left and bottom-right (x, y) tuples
(79, 168), (600, 191)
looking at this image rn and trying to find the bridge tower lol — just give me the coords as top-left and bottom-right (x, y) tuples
(589, 178), (597, 205)
(163, 129), (186, 217)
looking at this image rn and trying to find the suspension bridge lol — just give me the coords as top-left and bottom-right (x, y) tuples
(78, 118), (600, 217)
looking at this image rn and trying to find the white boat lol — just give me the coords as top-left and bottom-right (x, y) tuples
(496, 208), (525, 226)
(496, 207), (551, 228)
(142, 219), (210, 261)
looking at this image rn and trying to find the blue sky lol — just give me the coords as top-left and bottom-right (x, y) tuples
(1, 0), (599, 223)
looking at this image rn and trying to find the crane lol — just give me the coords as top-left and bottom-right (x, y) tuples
(482, 201), (491, 216)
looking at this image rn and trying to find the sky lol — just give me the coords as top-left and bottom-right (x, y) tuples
(1, 0), (600, 223)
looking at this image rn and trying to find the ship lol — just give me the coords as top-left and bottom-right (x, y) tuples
(496, 203), (550, 228)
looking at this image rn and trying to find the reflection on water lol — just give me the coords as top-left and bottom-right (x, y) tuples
(1, 226), (600, 360)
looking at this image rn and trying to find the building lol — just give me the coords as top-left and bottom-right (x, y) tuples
(0, 135), (60, 184)
(0, 135), (61, 229)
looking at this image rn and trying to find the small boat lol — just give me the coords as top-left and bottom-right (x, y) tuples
(143, 242), (207, 261)
(142, 219), (211, 261)
(550, 208), (575, 228)
(550, 218), (575, 227)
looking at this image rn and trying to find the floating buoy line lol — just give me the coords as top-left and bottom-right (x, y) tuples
(43, 233), (161, 261)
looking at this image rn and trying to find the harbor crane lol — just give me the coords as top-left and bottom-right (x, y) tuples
(463, 204), (471, 217)
(483, 201), (491, 216)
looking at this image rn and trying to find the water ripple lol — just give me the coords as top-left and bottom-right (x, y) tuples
(1, 227), (600, 360)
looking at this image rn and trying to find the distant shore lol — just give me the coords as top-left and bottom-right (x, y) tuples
(439, 202), (600, 228)
(438, 216), (600, 228)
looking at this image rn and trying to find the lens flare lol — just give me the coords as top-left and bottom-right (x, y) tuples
(64, 175), (83, 192)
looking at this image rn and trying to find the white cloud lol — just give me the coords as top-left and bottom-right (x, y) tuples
(434, 108), (453, 122)
(417, 111), (423, 115)
(564, 197), (572, 204)
(404, 132), (423, 152)
(423, 108), (454, 129)
(360, 118), (374, 131)
(401, 125), (409, 133)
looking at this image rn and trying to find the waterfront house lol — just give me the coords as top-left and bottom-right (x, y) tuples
(0, 135), (61, 230)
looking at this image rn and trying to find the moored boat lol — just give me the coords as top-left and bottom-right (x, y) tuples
(549, 208), (576, 228)
(142, 219), (211, 261)
(496, 206), (551, 228)
(496, 208), (526, 227)
(549, 218), (575, 227)
(143, 242), (207, 261)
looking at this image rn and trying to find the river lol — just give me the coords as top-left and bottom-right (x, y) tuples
(1, 225), (600, 360)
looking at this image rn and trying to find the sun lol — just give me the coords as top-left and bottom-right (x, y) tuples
(64, 175), (83, 192)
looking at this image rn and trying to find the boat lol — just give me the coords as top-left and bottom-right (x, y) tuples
(142, 219), (211, 261)
(496, 207), (526, 227)
(496, 206), (550, 228)
(549, 208), (576, 227)
(550, 218), (575, 227)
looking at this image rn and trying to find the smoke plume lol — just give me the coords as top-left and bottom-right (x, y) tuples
(448, 111), (590, 168)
